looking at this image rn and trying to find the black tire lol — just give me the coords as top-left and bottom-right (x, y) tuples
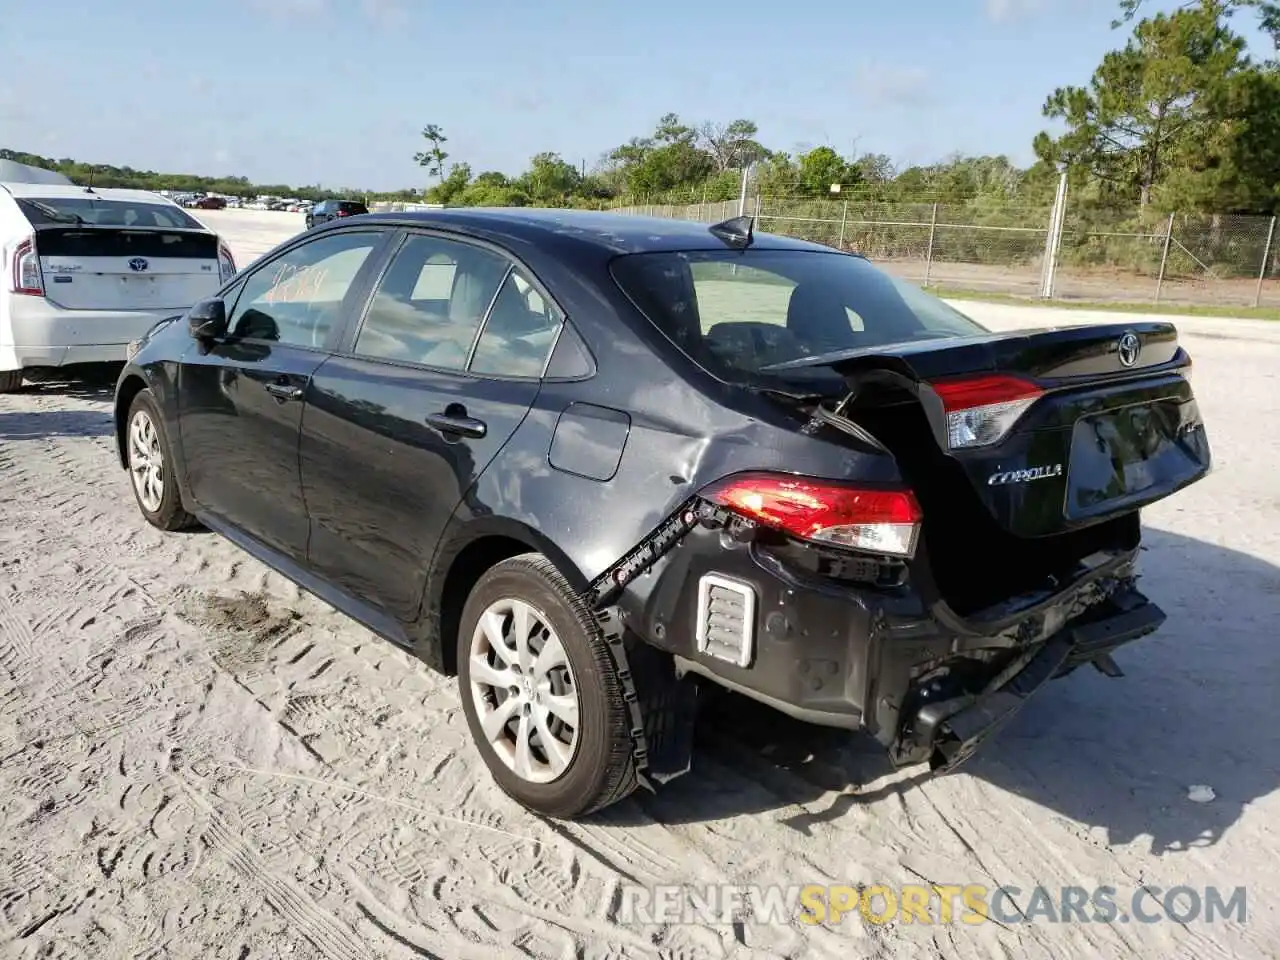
(0, 370), (23, 393)
(124, 389), (199, 531)
(457, 553), (638, 819)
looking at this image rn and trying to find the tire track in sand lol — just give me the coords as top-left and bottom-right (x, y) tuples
(171, 771), (368, 960)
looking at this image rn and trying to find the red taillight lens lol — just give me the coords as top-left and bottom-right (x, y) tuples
(702, 471), (922, 558)
(929, 374), (1043, 449)
(8, 236), (42, 296)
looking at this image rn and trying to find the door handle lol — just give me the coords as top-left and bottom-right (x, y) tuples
(264, 381), (304, 401)
(425, 412), (487, 439)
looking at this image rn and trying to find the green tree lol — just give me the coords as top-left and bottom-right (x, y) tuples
(426, 162), (472, 204)
(1117, 0), (1280, 52)
(413, 124), (449, 184)
(517, 152), (581, 203)
(1034, 3), (1251, 205)
(797, 146), (860, 196)
(697, 119), (771, 172)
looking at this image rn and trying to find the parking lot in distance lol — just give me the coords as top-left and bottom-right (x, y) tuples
(0, 206), (1276, 958)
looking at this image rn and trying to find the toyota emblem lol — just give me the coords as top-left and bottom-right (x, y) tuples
(128, 257), (149, 273)
(1117, 332), (1141, 368)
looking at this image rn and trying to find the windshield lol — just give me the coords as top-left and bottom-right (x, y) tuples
(610, 249), (988, 389)
(18, 196), (203, 229)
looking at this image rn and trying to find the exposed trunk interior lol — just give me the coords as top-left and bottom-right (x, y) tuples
(844, 390), (1141, 617)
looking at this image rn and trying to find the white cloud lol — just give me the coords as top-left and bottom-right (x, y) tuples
(243, 0), (404, 25)
(853, 63), (932, 108)
(244, 0), (326, 16)
(361, 0), (407, 26)
(984, 0), (1047, 24)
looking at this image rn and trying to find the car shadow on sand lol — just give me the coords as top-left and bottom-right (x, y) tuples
(606, 528), (1279, 857)
(0, 365), (119, 438)
(0, 407), (114, 439)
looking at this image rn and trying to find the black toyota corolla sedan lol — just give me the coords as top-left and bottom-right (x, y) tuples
(112, 208), (1211, 819)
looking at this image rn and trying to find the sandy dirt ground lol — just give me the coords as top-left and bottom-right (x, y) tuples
(0, 208), (1277, 958)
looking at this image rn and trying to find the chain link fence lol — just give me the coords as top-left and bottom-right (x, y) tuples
(611, 194), (1280, 309)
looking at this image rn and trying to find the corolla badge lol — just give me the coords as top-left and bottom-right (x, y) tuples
(988, 463), (1064, 486)
(128, 257), (149, 272)
(1117, 332), (1141, 367)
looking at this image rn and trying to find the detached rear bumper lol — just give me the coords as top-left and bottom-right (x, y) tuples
(620, 517), (1162, 772)
(902, 588), (1165, 771)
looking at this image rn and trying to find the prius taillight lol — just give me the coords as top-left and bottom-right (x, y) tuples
(8, 236), (43, 296)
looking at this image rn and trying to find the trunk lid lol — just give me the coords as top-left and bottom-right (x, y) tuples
(35, 226), (222, 311)
(765, 321), (1211, 539)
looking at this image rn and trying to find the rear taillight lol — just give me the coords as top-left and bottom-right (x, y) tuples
(336, 210), (349, 217)
(702, 471), (923, 558)
(217, 242), (237, 283)
(930, 374), (1044, 449)
(8, 236), (43, 296)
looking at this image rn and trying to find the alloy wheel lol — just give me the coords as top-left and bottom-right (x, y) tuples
(127, 409), (165, 513)
(468, 597), (581, 784)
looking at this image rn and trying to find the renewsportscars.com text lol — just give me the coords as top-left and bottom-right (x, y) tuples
(619, 883), (1248, 927)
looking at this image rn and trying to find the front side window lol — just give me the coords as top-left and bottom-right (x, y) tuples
(610, 249), (988, 388)
(353, 234), (510, 371)
(227, 230), (383, 347)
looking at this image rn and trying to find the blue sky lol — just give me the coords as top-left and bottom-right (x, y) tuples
(0, 0), (1269, 191)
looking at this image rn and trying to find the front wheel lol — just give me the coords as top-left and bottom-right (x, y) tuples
(457, 554), (639, 819)
(125, 389), (198, 531)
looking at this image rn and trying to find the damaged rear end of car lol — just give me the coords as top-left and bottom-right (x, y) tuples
(604, 241), (1211, 778)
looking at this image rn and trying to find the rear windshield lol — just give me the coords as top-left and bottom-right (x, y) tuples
(17, 196), (202, 230)
(339, 201), (368, 214)
(610, 249), (988, 388)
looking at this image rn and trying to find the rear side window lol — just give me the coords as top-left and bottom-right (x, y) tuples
(17, 197), (201, 229)
(470, 268), (564, 378)
(353, 234), (510, 370)
(610, 250), (987, 387)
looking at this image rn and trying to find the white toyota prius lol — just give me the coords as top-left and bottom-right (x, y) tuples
(0, 174), (236, 391)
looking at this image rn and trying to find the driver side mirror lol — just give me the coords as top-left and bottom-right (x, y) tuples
(188, 298), (228, 339)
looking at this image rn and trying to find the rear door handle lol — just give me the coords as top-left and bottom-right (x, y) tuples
(425, 412), (487, 439)
(264, 382), (304, 401)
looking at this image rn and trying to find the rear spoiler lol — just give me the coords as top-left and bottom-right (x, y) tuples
(761, 321), (1188, 452)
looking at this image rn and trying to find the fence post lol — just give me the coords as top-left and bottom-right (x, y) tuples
(1039, 171), (1068, 298)
(1254, 216), (1276, 308)
(1155, 212), (1175, 305)
(924, 202), (938, 286)
(838, 200), (848, 250)
(753, 193), (761, 221)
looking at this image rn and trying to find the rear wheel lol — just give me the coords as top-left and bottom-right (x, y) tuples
(0, 371), (23, 393)
(125, 389), (198, 531)
(457, 554), (638, 819)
